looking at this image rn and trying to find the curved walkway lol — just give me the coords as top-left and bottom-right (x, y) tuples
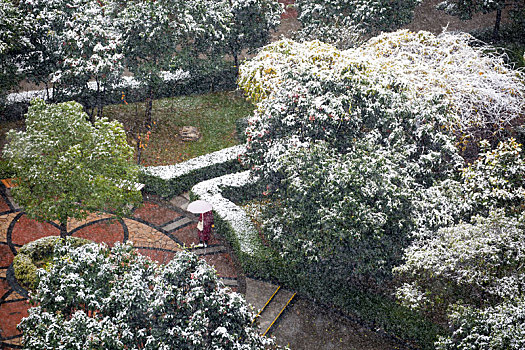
(0, 189), (241, 349)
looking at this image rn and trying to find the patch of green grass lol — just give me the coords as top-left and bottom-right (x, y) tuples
(104, 90), (254, 166)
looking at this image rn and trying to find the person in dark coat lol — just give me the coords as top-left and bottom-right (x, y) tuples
(198, 210), (213, 245)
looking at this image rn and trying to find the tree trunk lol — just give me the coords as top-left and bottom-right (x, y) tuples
(97, 84), (105, 119)
(145, 87), (154, 128)
(493, 8), (502, 41)
(59, 220), (67, 239)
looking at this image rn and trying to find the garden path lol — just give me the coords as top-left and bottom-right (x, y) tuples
(0, 189), (241, 349)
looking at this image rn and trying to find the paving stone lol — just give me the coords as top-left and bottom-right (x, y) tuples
(10, 215), (59, 246)
(1, 336), (22, 347)
(0, 300), (29, 338)
(67, 213), (114, 232)
(200, 252), (237, 278)
(124, 218), (181, 252)
(171, 223), (221, 247)
(4, 189), (19, 210)
(0, 195), (11, 212)
(0, 245), (13, 266)
(71, 219), (125, 246)
(162, 217), (192, 232)
(188, 244), (226, 256)
(133, 202), (182, 226)
(0, 212), (21, 243)
(169, 196), (189, 210)
(4, 291), (24, 302)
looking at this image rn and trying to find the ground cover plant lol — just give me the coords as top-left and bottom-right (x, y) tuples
(236, 29), (525, 347)
(20, 241), (277, 349)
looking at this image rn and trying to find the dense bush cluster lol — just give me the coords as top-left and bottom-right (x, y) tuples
(237, 29), (525, 347)
(20, 242), (275, 349)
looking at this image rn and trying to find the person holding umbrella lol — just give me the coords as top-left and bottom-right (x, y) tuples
(187, 200), (214, 246)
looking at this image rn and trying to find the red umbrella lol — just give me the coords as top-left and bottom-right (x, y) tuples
(187, 200), (212, 214)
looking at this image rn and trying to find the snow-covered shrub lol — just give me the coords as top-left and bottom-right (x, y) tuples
(395, 210), (525, 319)
(140, 144), (245, 198)
(239, 38), (461, 188)
(260, 140), (418, 286)
(238, 39), (342, 104)
(13, 236), (91, 291)
(239, 31), (525, 151)
(461, 138), (525, 217)
(19, 242), (275, 349)
(435, 298), (525, 350)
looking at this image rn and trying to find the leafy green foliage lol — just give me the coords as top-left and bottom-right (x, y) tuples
(461, 138), (525, 216)
(3, 99), (141, 236)
(262, 141), (417, 286)
(396, 210), (525, 317)
(19, 242), (276, 349)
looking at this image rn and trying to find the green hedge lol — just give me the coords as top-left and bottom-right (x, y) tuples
(140, 145), (246, 199)
(141, 158), (243, 199)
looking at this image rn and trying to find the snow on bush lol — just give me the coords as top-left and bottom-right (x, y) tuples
(259, 140), (418, 285)
(395, 210), (525, 319)
(239, 30), (525, 146)
(435, 298), (525, 350)
(19, 242), (275, 349)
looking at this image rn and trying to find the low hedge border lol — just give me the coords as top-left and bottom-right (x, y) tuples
(140, 144), (246, 199)
(13, 236), (91, 291)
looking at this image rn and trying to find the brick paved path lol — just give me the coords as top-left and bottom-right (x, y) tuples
(0, 189), (241, 349)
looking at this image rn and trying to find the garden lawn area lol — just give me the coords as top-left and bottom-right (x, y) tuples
(103, 90), (254, 166)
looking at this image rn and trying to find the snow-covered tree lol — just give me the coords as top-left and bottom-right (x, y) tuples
(19, 242), (276, 349)
(56, 0), (124, 120)
(18, 0), (72, 102)
(0, 0), (25, 110)
(294, 0), (421, 47)
(3, 99), (141, 238)
(437, 0), (524, 39)
(395, 210), (525, 317)
(435, 298), (525, 350)
(223, 0), (282, 70)
(113, 0), (230, 126)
